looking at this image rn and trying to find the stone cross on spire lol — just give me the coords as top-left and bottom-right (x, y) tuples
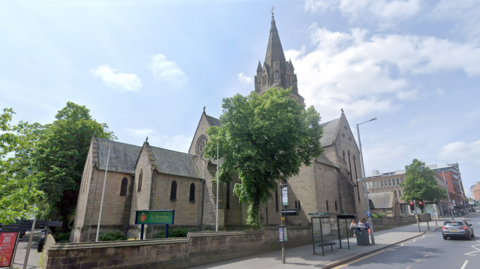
(271, 5), (275, 18)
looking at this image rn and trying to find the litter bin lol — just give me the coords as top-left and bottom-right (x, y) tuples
(354, 227), (370, 245)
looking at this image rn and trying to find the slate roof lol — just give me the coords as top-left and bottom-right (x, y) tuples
(316, 154), (338, 168)
(206, 115), (221, 127)
(320, 118), (340, 147)
(150, 146), (203, 179)
(97, 138), (142, 174)
(368, 192), (394, 209)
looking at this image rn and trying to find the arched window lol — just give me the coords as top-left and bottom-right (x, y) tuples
(353, 155), (360, 203)
(335, 201), (338, 211)
(275, 70), (279, 79)
(189, 183), (195, 202)
(342, 150), (346, 161)
(120, 177), (128, 196)
(137, 170), (143, 192)
(170, 181), (177, 201)
(326, 200), (329, 212)
(298, 201), (302, 211)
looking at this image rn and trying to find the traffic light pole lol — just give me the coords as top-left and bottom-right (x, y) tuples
(414, 200), (421, 232)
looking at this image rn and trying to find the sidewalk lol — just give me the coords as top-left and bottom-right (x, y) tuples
(192, 215), (476, 269)
(12, 230), (42, 269)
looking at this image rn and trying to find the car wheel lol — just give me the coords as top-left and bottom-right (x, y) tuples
(468, 234), (473, 240)
(443, 236), (447, 240)
(472, 232), (475, 238)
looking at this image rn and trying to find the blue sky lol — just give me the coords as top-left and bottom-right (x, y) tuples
(1, 0), (479, 197)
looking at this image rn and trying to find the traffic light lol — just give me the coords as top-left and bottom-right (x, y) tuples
(409, 201), (414, 211)
(418, 200), (424, 211)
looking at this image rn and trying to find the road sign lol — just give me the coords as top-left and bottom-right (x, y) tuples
(135, 210), (175, 225)
(0, 232), (19, 268)
(366, 210), (371, 217)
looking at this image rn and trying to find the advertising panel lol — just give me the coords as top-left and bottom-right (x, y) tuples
(0, 232), (19, 268)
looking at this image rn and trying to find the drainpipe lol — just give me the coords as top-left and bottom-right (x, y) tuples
(125, 173), (135, 238)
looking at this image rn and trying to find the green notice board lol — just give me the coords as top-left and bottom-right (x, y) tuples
(135, 210), (175, 225)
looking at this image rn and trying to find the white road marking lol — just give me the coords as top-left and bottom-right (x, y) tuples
(464, 240), (480, 256)
(460, 260), (469, 269)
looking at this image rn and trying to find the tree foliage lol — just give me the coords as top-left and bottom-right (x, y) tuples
(400, 158), (447, 212)
(31, 102), (115, 231)
(0, 108), (44, 224)
(204, 88), (324, 227)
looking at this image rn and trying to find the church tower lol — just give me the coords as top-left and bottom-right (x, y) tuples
(254, 12), (304, 104)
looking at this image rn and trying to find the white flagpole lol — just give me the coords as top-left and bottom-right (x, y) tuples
(216, 142), (219, 232)
(96, 146), (110, 242)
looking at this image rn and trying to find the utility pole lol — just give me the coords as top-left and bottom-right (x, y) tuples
(357, 118), (377, 245)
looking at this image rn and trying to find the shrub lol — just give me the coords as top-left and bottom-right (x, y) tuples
(377, 212), (386, 218)
(371, 214), (379, 219)
(154, 227), (191, 238)
(99, 230), (126, 241)
(53, 232), (70, 242)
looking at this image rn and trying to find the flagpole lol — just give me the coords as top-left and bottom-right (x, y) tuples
(216, 141), (219, 232)
(96, 146), (110, 242)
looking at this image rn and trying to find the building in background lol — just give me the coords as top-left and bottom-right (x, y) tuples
(430, 163), (468, 215)
(470, 182), (480, 204)
(365, 169), (450, 218)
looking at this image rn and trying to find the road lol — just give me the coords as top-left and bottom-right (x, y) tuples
(333, 214), (480, 269)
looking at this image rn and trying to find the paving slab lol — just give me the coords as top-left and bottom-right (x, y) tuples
(191, 217), (458, 269)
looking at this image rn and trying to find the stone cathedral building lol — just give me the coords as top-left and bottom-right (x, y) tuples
(71, 15), (367, 242)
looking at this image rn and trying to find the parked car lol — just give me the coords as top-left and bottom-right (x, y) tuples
(442, 220), (475, 240)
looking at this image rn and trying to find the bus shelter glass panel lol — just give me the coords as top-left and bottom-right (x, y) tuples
(312, 215), (339, 255)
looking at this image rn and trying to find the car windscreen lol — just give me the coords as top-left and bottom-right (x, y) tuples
(444, 222), (463, 226)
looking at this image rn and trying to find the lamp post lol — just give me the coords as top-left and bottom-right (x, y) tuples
(357, 118), (377, 245)
(23, 166), (35, 269)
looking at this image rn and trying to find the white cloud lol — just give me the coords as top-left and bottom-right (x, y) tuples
(150, 54), (188, 88)
(304, 0), (421, 26)
(126, 128), (191, 152)
(237, 72), (252, 85)
(438, 140), (480, 166)
(91, 65), (142, 92)
(433, 0), (480, 44)
(396, 89), (419, 101)
(284, 25), (480, 120)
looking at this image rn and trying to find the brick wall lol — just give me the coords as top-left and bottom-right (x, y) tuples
(44, 226), (312, 269)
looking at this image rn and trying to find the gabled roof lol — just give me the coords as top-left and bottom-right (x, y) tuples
(316, 154), (338, 168)
(206, 115), (221, 127)
(369, 192), (395, 209)
(97, 138), (142, 174)
(320, 118), (340, 147)
(150, 146), (203, 179)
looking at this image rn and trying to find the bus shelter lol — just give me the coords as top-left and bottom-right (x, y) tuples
(310, 213), (356, 255)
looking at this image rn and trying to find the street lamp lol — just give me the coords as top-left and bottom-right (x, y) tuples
(357, 118), (377, 245)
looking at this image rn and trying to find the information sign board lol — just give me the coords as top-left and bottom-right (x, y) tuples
(0, 232), (19, 268)
(366, 210), (371, 217)
(282, 187), (288, 206)
(278, 227), (284, 242)
(135, 210), (175, 225)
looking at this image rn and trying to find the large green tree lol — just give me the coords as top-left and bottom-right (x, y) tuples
(0, 108), (43, 224)
(32, 102), (115, 231)
(400, 158), (447, 212)
(204, 88), (324, 227)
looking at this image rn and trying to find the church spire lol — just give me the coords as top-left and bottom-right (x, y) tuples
(254, 9), (304, 104)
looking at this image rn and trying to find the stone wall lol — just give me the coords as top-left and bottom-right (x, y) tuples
(371, 214), (432, 231)
(44, 226), (312, 269)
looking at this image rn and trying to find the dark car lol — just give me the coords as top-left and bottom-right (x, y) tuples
(442, 220), (475, 240)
